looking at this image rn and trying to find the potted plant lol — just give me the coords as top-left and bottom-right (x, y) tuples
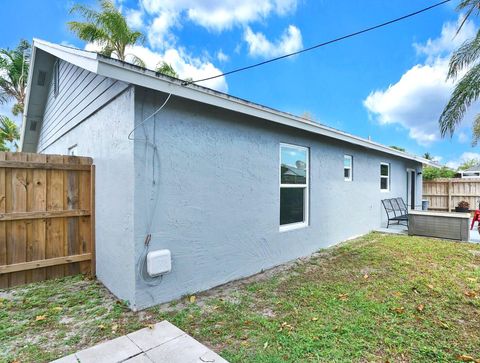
(455, 200), (470, 213)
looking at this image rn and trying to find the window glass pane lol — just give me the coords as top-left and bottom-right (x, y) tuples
(380, 177), (388, 190)
(280, 188), (304, 225)
(344, 168), (350, 179)
(344, 155), (351, 168)
(380, 164), (389, 176)
(281, 146), (307, 184)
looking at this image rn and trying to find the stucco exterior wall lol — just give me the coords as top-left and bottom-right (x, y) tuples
(132, 87), (422, 309)
(40, 87), (136, 304)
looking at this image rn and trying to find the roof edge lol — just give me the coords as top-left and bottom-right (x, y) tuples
(22, 39), (437, 166)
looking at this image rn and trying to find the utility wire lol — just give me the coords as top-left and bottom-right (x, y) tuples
(188, 0), (452, 84)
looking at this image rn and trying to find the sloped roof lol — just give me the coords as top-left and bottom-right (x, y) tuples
(21, 39), (436, 166)
(462, 165), (480, 172)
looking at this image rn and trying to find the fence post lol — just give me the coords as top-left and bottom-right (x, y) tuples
(90, 164), (96, 277)
(448, 180), (452, 212)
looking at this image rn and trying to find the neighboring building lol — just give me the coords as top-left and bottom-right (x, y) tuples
(21, 39), (433, 310)
(459, 165), (480, 178)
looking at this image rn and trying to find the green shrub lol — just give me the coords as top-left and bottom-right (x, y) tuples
(423, 166), (456, 180)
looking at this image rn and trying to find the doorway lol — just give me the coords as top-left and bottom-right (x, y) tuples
(406, 169), (416, 210)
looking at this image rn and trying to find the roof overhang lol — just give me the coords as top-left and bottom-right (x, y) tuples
(21, 39), (437, 167)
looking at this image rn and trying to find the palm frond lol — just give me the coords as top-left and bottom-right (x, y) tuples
(127, 54), (146, 68)
(69, 3), (100, 22)
(448, 30), (480, 79)
(0, 40), (30, 112)
(156, 62), (179, 78)
(68, 21), (110, 44)
(439, 63), (480, 137)
(0, 115), (20, 143)
(472, 113), (480, 146)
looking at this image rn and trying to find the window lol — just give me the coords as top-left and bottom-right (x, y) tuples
(280, 144), (309, 231)
(344, 155), (353, 181)
(53, 60), (59, 97)
(380, 162), (390, 191)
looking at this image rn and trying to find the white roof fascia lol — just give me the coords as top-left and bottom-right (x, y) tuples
(33, 38), (99, 73)
(97, 59), (434, 166)
(20, 44), (38, 151)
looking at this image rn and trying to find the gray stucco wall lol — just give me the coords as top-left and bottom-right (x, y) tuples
(132, 87), (422, 310)
(40, 87), (137, 304)
(37, 59), (129, 152)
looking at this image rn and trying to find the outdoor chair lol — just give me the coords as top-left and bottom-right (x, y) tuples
(382, 197), (409, 228)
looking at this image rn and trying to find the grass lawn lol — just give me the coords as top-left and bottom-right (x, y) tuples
(1, 233), (480, 362)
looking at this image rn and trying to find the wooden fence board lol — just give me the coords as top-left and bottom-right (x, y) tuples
(9, 153), (28, 286)
(26, 153), (47, 283)
(423, 178), (480, 211)
(0, 153), (6, 288)
(0, 152), (94, 288)
(65, 155), (80, 275)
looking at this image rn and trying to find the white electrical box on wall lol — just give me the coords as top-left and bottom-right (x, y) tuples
(146, 249), (172, 277)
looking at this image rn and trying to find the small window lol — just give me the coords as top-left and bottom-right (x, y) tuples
(280, 144), (309, 231)
(380, 162), (390, 191)
(53, 60), (60, 97)
(68, 144), (78, 156)
(344, 155), (353, 181)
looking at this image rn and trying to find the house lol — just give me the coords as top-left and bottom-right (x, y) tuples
(21, 39), (433, 310)
(459, 165), (480, 178)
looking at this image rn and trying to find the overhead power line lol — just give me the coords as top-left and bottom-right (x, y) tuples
(187, 0), (452, 85)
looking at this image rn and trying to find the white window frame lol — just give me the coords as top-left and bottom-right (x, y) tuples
(380, 162), (390, 192)
(279, 143), (309, 232)
(344, 154), (353, 181)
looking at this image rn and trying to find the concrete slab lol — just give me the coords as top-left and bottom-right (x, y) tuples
(146, 334), (228, 363)
(75, 335), (142, 363)
(127, 321), (184, 351)
(50, 354), (78, 363)
(123, 353), (153, 363)
(50, 321), (229, 363)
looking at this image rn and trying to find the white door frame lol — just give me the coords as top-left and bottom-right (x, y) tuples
(406, 168), (416, 210)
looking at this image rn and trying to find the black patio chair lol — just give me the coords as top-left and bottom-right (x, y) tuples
(382, 198), (409, 228)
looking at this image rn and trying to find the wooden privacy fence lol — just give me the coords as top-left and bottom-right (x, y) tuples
(0, 152), (95, 288)
(423, 178), (480, 211)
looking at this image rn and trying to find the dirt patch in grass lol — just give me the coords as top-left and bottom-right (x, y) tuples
(1, 233), (480, 362)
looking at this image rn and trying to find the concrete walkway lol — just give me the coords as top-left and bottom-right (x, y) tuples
(51, 321), (228, 363)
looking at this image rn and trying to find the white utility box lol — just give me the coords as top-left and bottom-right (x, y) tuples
(146, 249), (172, 277)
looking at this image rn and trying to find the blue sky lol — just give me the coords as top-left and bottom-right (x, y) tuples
(2, 0), (479, 167)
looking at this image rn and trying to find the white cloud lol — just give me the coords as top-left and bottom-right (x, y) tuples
(137, 0), (298, 48)
(216, 49), (229, 62)
(445, 151), (480, 169)
(414, 16), (476, 60)
(147, 10), (179, 48)
(85, 43), (227, 92)
(186, 0), (297, 31)
(364, 16), (480, 146)
(244, 25), (303, 58)
(126, 8), (144, 29)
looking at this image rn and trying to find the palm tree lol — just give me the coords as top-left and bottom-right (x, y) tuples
(0, 116), (20, 150)
(423, 152), (433, 160)
(439, 0), (480, 145)
(68, 0), (145, 67)
(0, 40), (30, 116)
(155, 62), (179, 78)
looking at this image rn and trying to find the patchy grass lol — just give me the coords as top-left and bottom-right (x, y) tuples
(1, 233), (480, 362)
